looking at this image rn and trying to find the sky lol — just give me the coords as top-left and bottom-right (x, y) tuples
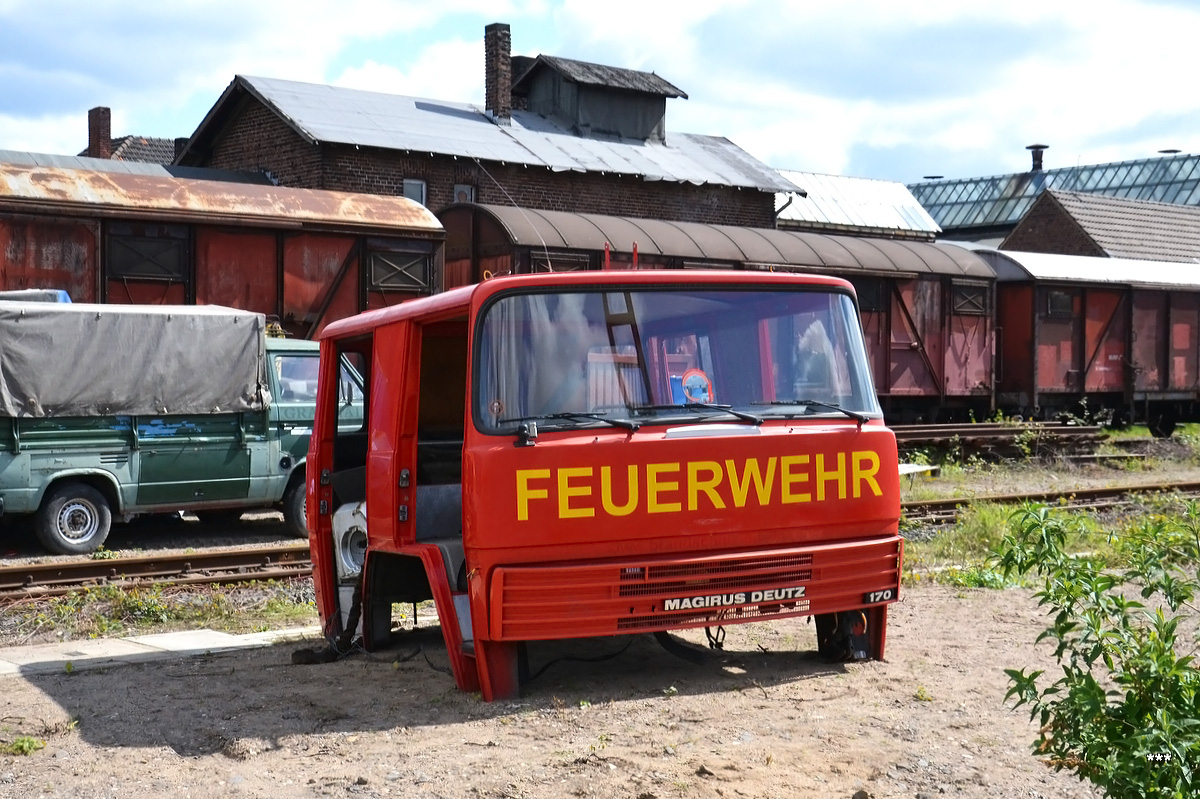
(2, 0), (1199, 185)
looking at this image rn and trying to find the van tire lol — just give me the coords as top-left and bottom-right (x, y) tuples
(283, 481), (308, 539)
(37, 482), (112, 555)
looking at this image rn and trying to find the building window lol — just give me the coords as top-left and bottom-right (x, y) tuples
(367, 239), (434, 292)
(402, 179), (427, 206)
(106, 222), (188, 281)
(950, 281), (988, 316)
(453, 184), (475, 204)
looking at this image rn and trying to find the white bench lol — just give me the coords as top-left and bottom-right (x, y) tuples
(899, 463), (940, 487)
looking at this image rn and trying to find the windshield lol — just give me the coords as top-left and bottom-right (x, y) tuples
(474, 286), (881, 432)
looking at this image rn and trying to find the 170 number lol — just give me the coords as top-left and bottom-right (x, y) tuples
(864, 589), (896, 604)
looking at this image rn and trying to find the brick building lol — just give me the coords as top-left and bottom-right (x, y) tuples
(176, 23), (793, 228)
(1001, 189), (1200, 262)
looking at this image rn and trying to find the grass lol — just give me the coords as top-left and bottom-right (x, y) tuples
(1, 580), (316, 645)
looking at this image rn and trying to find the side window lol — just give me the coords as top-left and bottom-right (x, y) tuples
(106, 222), (188, 281)
(951, 281), (989, 316)
(274, 354), (321, 402)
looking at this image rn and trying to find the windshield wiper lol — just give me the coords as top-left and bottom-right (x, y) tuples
(751, 399), (870, 425)
(632, 403), (763, 425)
(498, 411), (641, 432)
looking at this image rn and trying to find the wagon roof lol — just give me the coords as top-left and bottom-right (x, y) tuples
(450, 204), (992, 277)
(0, 160), (443, 235)
(977, 248), (1200, 289)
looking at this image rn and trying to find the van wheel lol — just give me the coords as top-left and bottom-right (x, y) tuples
(283, 481), (308, 539)
(37, 483), (112, 555)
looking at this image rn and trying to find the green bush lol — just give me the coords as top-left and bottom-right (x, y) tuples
(996, 503), (1200, 798)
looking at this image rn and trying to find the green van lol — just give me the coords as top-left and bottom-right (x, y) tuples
(0, 302), (361, 554)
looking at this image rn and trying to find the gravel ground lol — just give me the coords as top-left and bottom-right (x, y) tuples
(0, 437), (1196, 797)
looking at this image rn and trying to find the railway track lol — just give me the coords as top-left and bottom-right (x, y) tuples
(901, 480), (1200, 525)
(891, 421), (1106, 459)
(4, 477), (1199, 599)
(0, 543), (311, 600)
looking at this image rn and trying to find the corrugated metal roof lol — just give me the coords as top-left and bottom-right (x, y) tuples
(1037, 190), (1200, 263)
(976, 248), (1200, 288)
(467, 204), (991, 276)
(515, 56), (687, 98)
(0, 149), (270, 184)
(231, 76), (791, 192)
(0, 161), (443, 233)
(909, 153), (1200, 231)
(776, 170), (941, 237)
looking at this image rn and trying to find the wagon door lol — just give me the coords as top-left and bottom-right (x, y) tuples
(1168, 293), (1200, 392)
(1037, 287), (1082, 393)
(846, 277), (887, 393)
(0, 215), (98, 302)
(944, 279), (992, 399)
(887, 277), (941, 396)
(1082, 288), (1127, 394)
(1132, 291), (1166, 392)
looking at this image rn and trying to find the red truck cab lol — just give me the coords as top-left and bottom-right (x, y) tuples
(308, 271), (902, 700)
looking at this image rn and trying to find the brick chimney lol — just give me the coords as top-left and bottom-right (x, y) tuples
(484, 22), (512, 124)
(1026, 143), (1048, 172)
(88, 107), (113, 159)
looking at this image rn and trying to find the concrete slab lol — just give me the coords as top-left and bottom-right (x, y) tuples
(0, 626), (322, 678)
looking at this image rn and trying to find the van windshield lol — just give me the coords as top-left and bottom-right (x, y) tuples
(474, 286), (880, 433)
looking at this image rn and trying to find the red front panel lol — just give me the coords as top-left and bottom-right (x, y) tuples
(464, 423), (900, 569)
(194, 228), (278, 314)
(1170, 293), (1200, 391)
(488, 536), (902, 640)
(1083, 288), (1126, 392)
(0, 215), (97, 302)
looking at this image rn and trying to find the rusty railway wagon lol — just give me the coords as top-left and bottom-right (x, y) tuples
(438, 202), (997, 424)
(979, 248), (1200, 437)
(0, 158), (444, 337)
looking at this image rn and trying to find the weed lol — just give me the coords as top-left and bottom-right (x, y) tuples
(997, 502), (1200, 797)
(1, 736), (45, 756)
(914, 686), (933, 702)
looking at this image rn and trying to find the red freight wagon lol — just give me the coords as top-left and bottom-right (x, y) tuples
(438, 203), (996, 424)
(982, 249), (1200, 436)
(306, 269), (903, 700)
(0, 161), (443, 337)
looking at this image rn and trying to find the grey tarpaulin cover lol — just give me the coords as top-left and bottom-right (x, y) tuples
(0, 302), (269, 417)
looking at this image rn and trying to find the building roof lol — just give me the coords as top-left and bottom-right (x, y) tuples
(110, 135), (177, 164)
(3, 149), (270, 184)
(180, 75), (792, 192)
(453, 203), (991, 277)
(776, 170), (941, 240)
(977, 248), (1200, 289)
(512, 55), (687, 98)
(77, 135), (176, 165)
(0, 159), (442, 235)
(908, 152), (1200, 232)
(1018, 190), (1200, 262)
